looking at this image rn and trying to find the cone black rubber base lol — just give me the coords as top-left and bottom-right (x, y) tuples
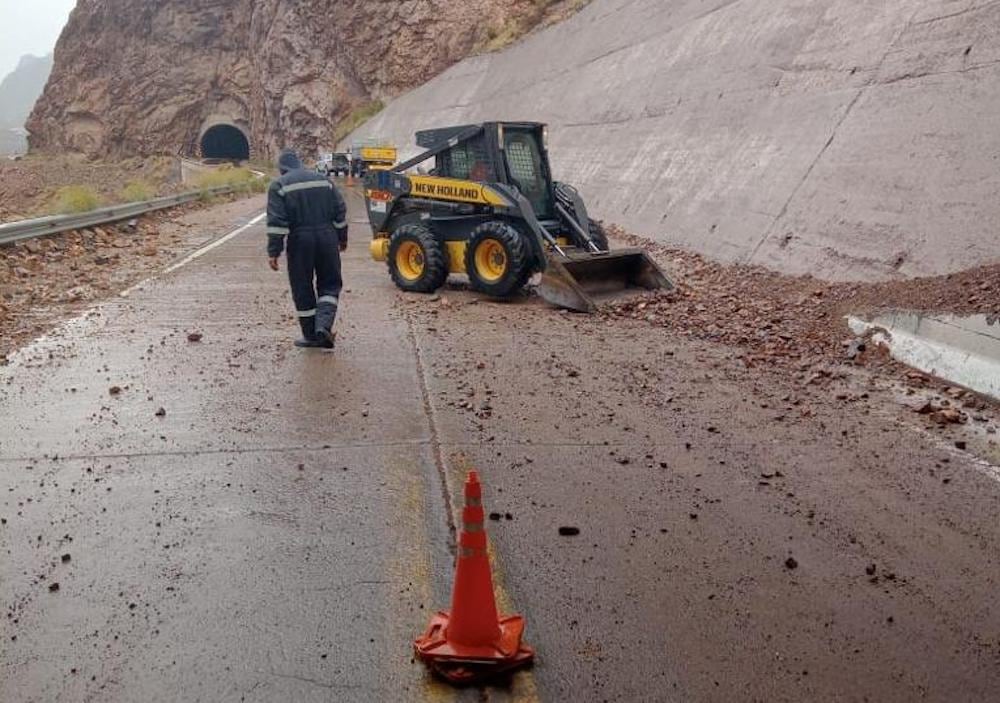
(424, 650), (535, 685)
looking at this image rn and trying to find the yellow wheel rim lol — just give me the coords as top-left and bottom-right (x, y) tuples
(396, 240), (425, 281)
(474, 238), (507, 282)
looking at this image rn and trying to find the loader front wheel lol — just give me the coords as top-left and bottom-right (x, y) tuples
(465, 221), (533, 298)
(388, 224), (448, 293)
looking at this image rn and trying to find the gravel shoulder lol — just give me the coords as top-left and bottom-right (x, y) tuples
(0, 193), (266, 362)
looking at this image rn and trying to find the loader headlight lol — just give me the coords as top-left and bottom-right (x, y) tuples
(542, 125), (548, 148)
(497, 124), (504, 147)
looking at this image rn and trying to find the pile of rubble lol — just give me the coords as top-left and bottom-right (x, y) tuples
(0, 218), (177, 357)
(600, 224), (999, 374)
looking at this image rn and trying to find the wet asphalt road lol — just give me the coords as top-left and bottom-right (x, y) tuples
(2, 189), (999, 702)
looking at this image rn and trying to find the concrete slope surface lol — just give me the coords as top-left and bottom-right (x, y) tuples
(2, 189), (999, 701)
(348, 0), (1000, 282)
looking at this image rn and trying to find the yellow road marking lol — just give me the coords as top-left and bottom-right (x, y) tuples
(385, 449), (460, 702)
(453, 452), (542, 702)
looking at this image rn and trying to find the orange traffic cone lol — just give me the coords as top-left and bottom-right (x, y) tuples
(414, 471), (534, 684)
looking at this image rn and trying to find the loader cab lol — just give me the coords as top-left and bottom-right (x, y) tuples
(420, 122), (556, 219)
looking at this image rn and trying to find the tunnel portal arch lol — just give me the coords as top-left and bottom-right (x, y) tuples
(199, 123), (250, 161)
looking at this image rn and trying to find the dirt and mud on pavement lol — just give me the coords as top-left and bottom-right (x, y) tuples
(595, 224), (1000, 456)
(2, 186), (999, 702)
(0, 194), (265, 361)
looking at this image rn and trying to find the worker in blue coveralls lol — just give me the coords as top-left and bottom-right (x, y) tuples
(266, 149), (348, 349)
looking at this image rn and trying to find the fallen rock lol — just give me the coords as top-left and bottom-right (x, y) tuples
(63, 286), (86, 303)
(931, 408), (966, 425)
(558, 526), (580, 536)
(845, 338), (866, 360)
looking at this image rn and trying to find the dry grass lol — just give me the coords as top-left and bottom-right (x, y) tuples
(333, 101), (385, 145)
(478, 0), (592, 53)
(0, 154), (184, 221)
(194, 166), (266, 201)
(50, 185), (101, 214)
(120, 180), (154, 202)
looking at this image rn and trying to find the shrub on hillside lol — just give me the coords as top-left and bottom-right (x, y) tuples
(51, 185), (101, 214)
(332, 101), (385, 143)
(120, 180), (154, 202)
(194, 166), (265, 195)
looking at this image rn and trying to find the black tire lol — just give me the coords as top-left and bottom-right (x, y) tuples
(387, 224), (448, 293)
(588, 219), (610, 251)
(464, 221), (533, 297)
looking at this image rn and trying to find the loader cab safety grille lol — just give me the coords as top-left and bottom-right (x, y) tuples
(503, 129), (552, 219)
(437, 135), (496, 182)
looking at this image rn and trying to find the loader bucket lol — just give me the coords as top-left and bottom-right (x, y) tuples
(537, 248), (673, 313)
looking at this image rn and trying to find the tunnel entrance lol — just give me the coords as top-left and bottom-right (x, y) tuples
(199, 124), (250, 161)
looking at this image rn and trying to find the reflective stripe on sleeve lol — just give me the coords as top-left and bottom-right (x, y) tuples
(296, 308), (317, 318)
(267, 226), (290, 235)
(333, 220), (348, 229)
(278, 181), (333, 196)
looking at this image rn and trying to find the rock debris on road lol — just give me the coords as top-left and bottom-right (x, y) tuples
(1, 187), (998, 702)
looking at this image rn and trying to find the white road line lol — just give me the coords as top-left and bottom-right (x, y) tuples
(162, 211), (266, 274)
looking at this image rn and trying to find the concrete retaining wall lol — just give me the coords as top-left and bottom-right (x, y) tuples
(348, 0), (1000, 281)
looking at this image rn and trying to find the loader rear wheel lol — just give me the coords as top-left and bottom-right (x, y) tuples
(588, 219), (610, 252)
(388, 224), (448, 293)
(465, 221), (533, 298)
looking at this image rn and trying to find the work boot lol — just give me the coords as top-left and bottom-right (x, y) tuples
(316, 328), (336, 350)
(294, 317), (324, 349)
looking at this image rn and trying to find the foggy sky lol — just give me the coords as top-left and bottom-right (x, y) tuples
(0, 0), (76, 79)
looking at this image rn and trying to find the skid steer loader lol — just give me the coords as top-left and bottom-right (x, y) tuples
(363, 122), (671, 312)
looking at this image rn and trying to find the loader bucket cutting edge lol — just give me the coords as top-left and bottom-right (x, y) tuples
(537, 248), (673, 313)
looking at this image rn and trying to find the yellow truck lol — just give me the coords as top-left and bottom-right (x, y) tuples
(353, 143), (397, 174)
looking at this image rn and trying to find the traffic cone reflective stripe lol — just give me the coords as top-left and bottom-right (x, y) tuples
(414, 470), (534, 683)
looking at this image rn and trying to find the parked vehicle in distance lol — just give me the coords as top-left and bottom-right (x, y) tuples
(317, 152), (351, 177)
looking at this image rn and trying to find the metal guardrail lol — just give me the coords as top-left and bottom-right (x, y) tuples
(0, 184), (243, 246)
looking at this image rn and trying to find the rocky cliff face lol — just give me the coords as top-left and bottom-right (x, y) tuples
(28, 0), (572, 159)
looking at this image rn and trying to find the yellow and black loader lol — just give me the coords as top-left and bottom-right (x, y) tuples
(364, 121), (671, 312)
